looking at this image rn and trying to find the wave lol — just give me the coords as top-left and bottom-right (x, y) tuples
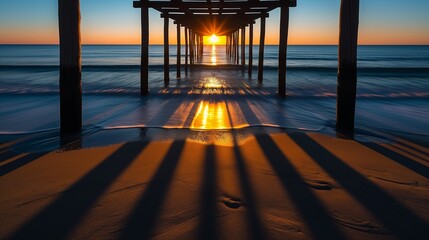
(2, 64), (429, 75)
(1, 86), (428, 99)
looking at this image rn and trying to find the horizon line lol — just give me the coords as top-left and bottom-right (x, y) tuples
(1, 43), (429, 46)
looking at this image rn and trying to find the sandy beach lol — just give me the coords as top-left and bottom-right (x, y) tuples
(1, 130), (428, 239)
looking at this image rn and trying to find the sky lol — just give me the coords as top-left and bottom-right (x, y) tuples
(0, 0), (428, 45)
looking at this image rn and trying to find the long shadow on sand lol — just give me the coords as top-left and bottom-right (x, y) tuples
(289, 132), (429, 240)
(359, 141), (429, 179)
(198, 144), (218, 240)
(120, 140), (186, 240)
(0, 151), (48, 177)
(10, 140), (149, 239)
(232, 144), (266, 240)
(255, 135), (347, 240)
(0, 132), (56, 162)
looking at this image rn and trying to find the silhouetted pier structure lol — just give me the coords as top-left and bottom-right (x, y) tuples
(59, 0), (360, 133)
(133, 0), (297, 95)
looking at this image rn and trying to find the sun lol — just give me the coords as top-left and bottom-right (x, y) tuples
(208, 34), (220, 45)
(203, 34), (225, 45)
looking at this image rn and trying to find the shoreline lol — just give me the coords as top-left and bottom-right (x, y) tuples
(1, 125), (428, 154)
(1, 91), (428, 139)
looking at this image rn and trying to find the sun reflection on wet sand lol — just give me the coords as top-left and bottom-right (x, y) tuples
(200, 76), (225, 89)
(191, 101), (231, 129)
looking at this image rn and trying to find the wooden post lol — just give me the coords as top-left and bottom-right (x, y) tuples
(59, 0), (82, 134)
(241, 26), (246, 68)
(199, 35), (204, 59)
(248, 23), (253, 76)
(194, 32), (197, 63)
(140, 4), (149, 95)
(164, 15), (169, 85)
(233, 32), (236, 63)
(258, 16), (266, 83)
(228, 34), (231, 58)
(190, 29), (194, 65)
(278, 6), (289, 97)
(226, 35), (229, 54)
(236, 31), (239, 65)
(337, 0), (360, 131)
(176, 23), (181, 79)
(230, 33), (233, 59)
(199, 34), (201, 60)
(194, 32), (196, 63)
(231, 33), (233, 60)
(185, 27), (188, 72)
(229, 34), (232, 58)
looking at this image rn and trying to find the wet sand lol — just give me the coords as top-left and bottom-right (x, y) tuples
(1, 130), (428, 239)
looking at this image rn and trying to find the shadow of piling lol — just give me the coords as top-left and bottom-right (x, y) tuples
(289, 132), (429, 240)
(360, 141), (429, 179)
(120, 140), (186, 240)
(0, 151), (48, 177)
(10, 140), (149, 239)
(198, 144), (218, 240)
(233, 145), (266, 240)
(255, 134), (346, 240)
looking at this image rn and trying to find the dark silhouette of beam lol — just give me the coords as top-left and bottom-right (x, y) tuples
(140, 3), (149, 95)
(258, 16), (266, 83)
(59, 0), (81, 134)
(177, 22), (181, 79)
(337, 0), (359, 131)
(248, 23), (253, 76)
(241, 26), (246, 68)
(185, 26), (189, 72)
(278, 5), (289, 97)
(164, 15), (170, 85)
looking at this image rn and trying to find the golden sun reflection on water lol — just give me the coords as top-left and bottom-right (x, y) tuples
(211, 45), (217, 65)
(191, 101), (231, 129)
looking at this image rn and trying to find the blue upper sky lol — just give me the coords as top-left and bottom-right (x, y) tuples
(0, 0), (428, 44)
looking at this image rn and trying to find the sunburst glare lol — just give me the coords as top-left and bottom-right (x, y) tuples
(208, 34), (220, 45)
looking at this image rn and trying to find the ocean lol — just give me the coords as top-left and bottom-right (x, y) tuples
(1, 45), (428, 96)
(0, 44), (428, 150)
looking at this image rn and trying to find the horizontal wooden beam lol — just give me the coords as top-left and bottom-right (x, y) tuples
(162, 14), (263, 35)
(159, 9), (267, 14)
(134, 1), (297, 9)
(161, 13), (268, 19)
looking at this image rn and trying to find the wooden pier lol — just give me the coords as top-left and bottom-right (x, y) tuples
(134, 0), (297, 94)
(58, 0), (360, 133)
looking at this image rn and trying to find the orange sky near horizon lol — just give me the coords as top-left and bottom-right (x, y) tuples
(1, 1), (428, 45)
(2, 22), (429, 45)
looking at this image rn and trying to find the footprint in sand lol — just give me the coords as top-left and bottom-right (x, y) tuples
(306, 180), (334, 190)
(222, 197), (242, 209)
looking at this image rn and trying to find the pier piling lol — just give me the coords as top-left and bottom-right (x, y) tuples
(337, 0), (360, 131)
(59, 0), (82, 134)
(278, 5), (290, 97)
(176, 23), (181, 79)
(241, 27), (246, 68)
(258, 16), (266, 83)
(248, 23), (253, 77)
(164, 15), (170, 85)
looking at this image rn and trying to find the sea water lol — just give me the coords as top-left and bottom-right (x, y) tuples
(1, 45), (428, 96)
(0, 45), (428, 147)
